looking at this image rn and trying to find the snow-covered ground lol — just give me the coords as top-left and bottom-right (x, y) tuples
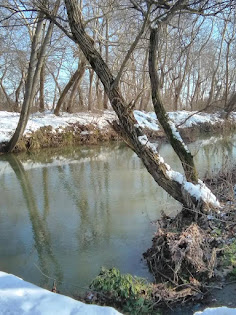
(0, 271), (121, 315)
(0, 109), (235, 144)
(0, 110), (116, 143)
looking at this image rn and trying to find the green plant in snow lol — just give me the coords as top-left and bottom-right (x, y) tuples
(90, 267), (159, 314)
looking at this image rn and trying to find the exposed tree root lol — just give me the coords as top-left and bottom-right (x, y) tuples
(144, 221), (217, 283)
(143, 167), (236, 308)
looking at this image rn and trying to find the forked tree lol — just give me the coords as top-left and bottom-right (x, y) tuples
(59, 0), (232, 213)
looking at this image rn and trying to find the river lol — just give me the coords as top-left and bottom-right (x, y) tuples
(0, 133), (235, 296)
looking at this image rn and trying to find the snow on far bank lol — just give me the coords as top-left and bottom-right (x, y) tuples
(0, 271), (122, 315)
(0, 109), (235, 144)
(168, 111), (225, 128)
(0, 110), (116, 143)
(133, 110), (160, 131)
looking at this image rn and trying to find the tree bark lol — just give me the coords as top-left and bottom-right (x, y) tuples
(88, 68), (94, 111)
(39, 61), (45, 112)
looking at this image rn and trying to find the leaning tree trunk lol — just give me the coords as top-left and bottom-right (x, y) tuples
(54, 55), (86, 116)
(149, 28), (198, 183)
(66, 57), (86, 113)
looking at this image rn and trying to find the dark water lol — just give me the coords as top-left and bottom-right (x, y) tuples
(0, 134), (235, 296)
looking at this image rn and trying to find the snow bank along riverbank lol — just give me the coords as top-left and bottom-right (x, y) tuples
(0, 110), (235, 152)
(0, 271), (121, 315)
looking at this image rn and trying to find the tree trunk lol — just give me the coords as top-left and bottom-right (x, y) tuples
(15, 70), (26, 112)
(88, 68), (94, 111)
(103, 17), (109, 110)
(149, 28), (198, 183)
(66, 57), (86, 113)
(54, 59), (85, 115)
(39, 61), (45, 112)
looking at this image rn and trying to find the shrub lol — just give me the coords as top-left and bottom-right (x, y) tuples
(90, 267), (159, 314)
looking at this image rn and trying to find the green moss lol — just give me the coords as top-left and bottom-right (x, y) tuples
(90, 267), (159, 314)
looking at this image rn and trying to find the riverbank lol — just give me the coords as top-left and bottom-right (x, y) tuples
(0, 110), (235, 152)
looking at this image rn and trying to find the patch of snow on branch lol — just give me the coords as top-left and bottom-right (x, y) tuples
(0, 271), (122, 315)
(168, 120), (190, 152)
(137, 135), (220, 208)
(167, 169), (220, 208)
(138, 135), (158, 153)
(184, 180), (220, 209)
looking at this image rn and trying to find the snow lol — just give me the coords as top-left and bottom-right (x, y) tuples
(184, 180), (220, 208)
(168, 111), (223, 128)
(166, 169), (220, 208)
(0, 110), (235, 144)
(168, 119), (190, 152)
(2, 272), (235, 315)
(138, 135), (158, 153)
(0, 271), (122, 315)
(134, 110), (232, 134)
(195, 307), (236, 314)
(0, 110), (116, 143)
(134, 110), (159, 131)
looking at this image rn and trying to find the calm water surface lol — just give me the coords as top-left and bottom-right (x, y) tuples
(0, 134), (235, 295)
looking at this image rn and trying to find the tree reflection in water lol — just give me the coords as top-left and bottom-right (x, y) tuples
(7, 154), (63, 288)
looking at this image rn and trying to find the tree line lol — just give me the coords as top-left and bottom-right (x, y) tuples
(0, 0), (235, 115)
